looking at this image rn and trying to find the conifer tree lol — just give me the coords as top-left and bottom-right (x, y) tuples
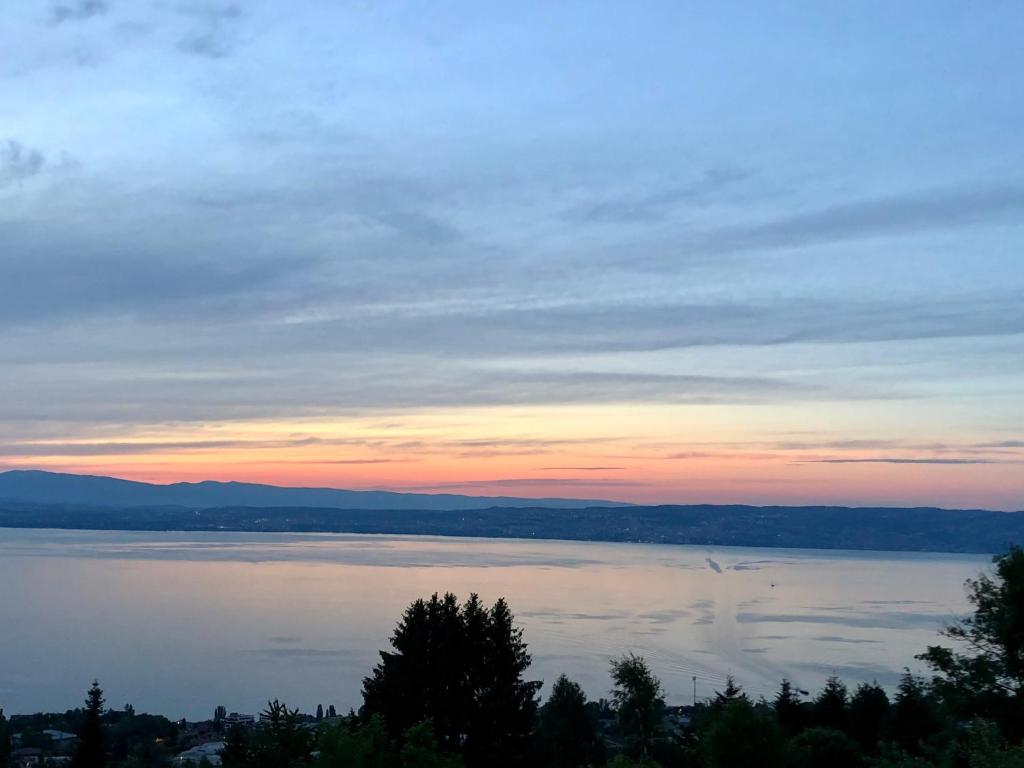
(537, 675), (604, 768)
(773, 679), (805, 736)
(814, 676), (850, 733)
(361, 592), (540, 768)
(72, 681), (106, 768)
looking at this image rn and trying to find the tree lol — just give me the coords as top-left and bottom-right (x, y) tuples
(716, 676), (744, 704)
(361, 593), (540, 768)
(72, 681), (106, 768)
(214, 706), (227, 730)
(962, 719), (1024, 768)
(0, 709), (11, 768)
(773, 679), (804, 736)
(610, 653), (665, 760)
(537, 675), (604, 768)
(814, 677), (850, 733)
(253, 700), (312, 768)
(316, 714), (396, 768)
(887, 672), (943, 758)
(220, 725), (251, 768)
(787, 727), (863, 768)
(400, 723), (462, 768)
(327, 706), (337, 719)
(317, 705), (324, 722)
(849, 682), (889, 754)
(699, 698), (784, 768)
(920, 546), (1024, 737)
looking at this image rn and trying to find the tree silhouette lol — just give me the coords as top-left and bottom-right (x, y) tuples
(849, 682), (889, 754)
(253, 700), (311, 768)
(699, 697), (784, 768)
(814, 676), (850, 733)
(773, 679), (805, 736)
(361, 593), (540, 768)
(0, 709), (11, 768)
(887, 672), (942, 757)
(609, 653), (664, 760)
(219, 725), (251, 768)
(537, 675), (604, 768)
(920, 545), (1024, 738)
(72, 681), (106, 768)
(787, 727), (862, 768)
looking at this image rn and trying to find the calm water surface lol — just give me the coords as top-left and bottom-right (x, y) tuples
(0, 528), (988, 719)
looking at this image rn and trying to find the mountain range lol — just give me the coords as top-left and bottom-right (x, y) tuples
(0, 469), (629, 511)
(1, 470), (1021, 554)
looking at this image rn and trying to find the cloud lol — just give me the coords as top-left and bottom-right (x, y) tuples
(0, 438), (327, 456)
(50, 0), (107, 25)
(177, 2), (242, 59)
(540, 466), (625, 471)
(402, 478), (646, 490)
(797, 457), (1007, 465)
(0, 141), (45, 188)
(566, 168), (750, 224)
(242, 648), (358, 659)
(700, 183), (1024, 254)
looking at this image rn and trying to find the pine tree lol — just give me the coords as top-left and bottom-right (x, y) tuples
(362, 592), (541, 768)
(253, 700), (311, 768)
(814, 676), (850, 733)
(219, 725), (251, 768)
(849, 682), (889, 753)
(887, 672), (942, 757)
(537, 675), (604, 768)
(72, 681), (106, 768)
(773, 679), (804, 736)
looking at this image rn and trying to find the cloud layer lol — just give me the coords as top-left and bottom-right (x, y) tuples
(1, 1), (1022, 507)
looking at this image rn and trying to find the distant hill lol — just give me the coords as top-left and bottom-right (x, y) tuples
(0, 470), (630, 511)
(0, 493), (1022, 554)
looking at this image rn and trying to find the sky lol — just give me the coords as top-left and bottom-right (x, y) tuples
(1, 1), (1022, 509)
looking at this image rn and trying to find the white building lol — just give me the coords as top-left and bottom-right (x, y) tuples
(176, 741), (225, 766)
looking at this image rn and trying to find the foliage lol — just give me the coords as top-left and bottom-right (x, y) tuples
(786, 727), (862, 768)
(610, 654), (665, 760)
(888, 672), (945, 757)
(772, 679), (804, 737)
(361, 593), (540, 768)
(72, 681), (106, 768)
(0, 709), (11, 768)
(252, 700), (313, 768)
(537, 675), (605, 768)
(698, 698), (783, 768)
(920, 546), (1024, 739)
(814, 676), (850, 733)
(848, 682), (889, 754)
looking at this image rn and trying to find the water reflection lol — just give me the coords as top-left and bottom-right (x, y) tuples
(0, 528), (987, 719)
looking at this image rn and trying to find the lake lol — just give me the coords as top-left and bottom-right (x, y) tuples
(0, 528), (989, 719)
